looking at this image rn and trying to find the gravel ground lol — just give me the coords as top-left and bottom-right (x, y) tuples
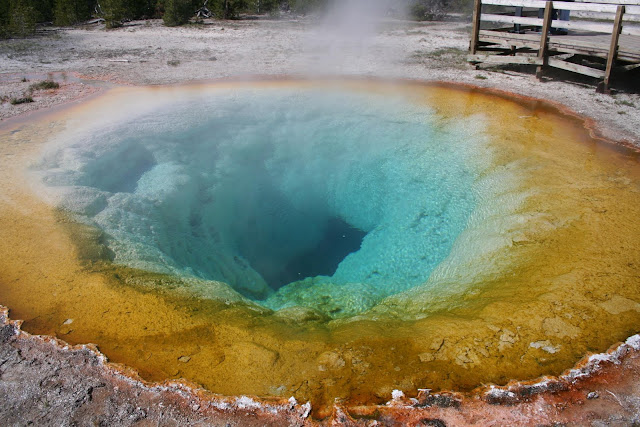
(0, 16), (638, 145)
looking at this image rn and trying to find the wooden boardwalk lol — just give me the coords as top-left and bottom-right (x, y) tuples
(552, 33), (640, 61)
(468, 0), (640, 91)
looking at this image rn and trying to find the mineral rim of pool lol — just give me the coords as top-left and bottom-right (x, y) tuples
(0, 80), (639, 416)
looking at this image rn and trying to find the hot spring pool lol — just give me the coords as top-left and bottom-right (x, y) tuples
(33, 83), (487, 317)
(0, 80), (639, 414)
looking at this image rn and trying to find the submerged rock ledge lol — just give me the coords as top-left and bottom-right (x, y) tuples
(1, 305), (638, 425)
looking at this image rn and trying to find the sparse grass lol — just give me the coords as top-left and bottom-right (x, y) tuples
(475, 74), (488, 80)
(105, 49), (143, 58)
(410, 47), (467, 69)
(430, 47), (466, 57)
(10, 96), (34, 105)
(29, 80), (60, 91)
(454, 25), (473, 34)
(618, 111), (626, 115)
(405, 29), (431, 36)
(614, 99), (635, 108)
(185, 21), (207, 29)
(47, 32), (63, 41)
(412, 47), (466, 59)
(0, 40), (39, 55)
(410, 50), (428, 59)
(21, 77), (28, 82)
(167, 59), (181, 66)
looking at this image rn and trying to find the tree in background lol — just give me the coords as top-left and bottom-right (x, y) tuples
(34, 0), (56, 22)
(130, 0), (158, 18)
(408, 0), (474, 20)
(54, 0), (92, 26)
(211, 0), (248, 19)
(410, 0), (448, 20)
(1, 0), (470, 35)
(0, 0), (10, 36)
(249, 0), (279, 14)
(101, 0), (129, 27)
(162, 0), (194, 26)
(7, 0), (37, 36)
(288, 0), (325, 14)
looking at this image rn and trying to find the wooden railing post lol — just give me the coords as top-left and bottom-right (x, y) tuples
(470, 0), (483, 55)
(536, 1), (554, 80)
(599, 5), (625, 93)
(514, 6), (523, 34)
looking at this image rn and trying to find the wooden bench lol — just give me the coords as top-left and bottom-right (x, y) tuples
(468, 0), (640, 92)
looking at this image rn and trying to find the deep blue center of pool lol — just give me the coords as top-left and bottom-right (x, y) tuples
(37, 87), (482, 316)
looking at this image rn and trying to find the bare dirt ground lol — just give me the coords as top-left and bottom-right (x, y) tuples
(1, 15), (639, 426)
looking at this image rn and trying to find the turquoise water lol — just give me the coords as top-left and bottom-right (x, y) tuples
(35, 87), (486, 317)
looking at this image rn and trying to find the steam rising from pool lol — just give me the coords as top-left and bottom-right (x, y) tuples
(34, 86), (489, 317)
(307, 0), (403, 74)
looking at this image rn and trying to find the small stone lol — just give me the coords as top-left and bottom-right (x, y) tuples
(316, 351), (345, 371)
(530, 340), (561, 354)
(587, 391), (599, 399)
(430, 338), (444, 351)
(391, 390), (404, 400)
(62, 319), (73, 325)
(498, 329), (518, 351)
(455, 349), (478, 367)
(500, 329), (517, 344)
(178, 356), (191, 363)
(419, 352), (435, 362)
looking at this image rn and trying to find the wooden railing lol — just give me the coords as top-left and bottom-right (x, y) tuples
(468, 0), (640, 92)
